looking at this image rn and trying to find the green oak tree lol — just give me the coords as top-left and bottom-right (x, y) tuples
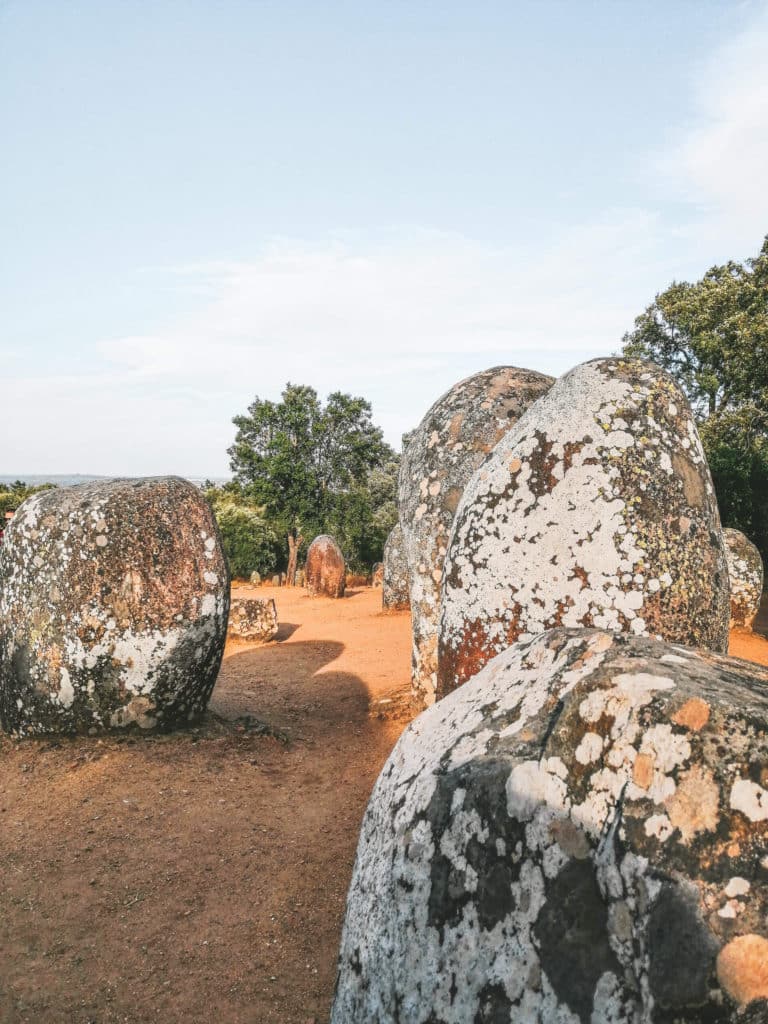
(622, 235), (768, 557)
(228, 384), (394, 582)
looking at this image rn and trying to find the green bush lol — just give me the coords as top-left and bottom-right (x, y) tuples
(211, 502), (282, 580)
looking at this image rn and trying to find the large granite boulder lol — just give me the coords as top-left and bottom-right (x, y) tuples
(333, 628), (768, 1024)
(399, 366), (554, 706)
(439, 357), (730, 698)
(227, 597), (278, 643)
(0, 477), (229, 734)
(382, 523), (409, 611)
(724, 528), (764, 631)
(305, 534), (346, 598)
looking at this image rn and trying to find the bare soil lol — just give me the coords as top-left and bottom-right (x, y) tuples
(0, 586), (413, 1024)
(2, 586), (767, 1024)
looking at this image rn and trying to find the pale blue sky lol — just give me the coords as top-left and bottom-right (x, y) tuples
(2, 1), (767, 476)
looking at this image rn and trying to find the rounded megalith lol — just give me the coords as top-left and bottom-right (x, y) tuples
(382, 523), (409, 611)
(0, 477), (229, 735)
(227, 597), (278, 643)
(399, 366), (554, 706)
(371, 562), (384, 588)
(305, 534), (345, 598)
(333, 627), (768, 1024)
(724, 528), (764, 631)
(439, 357), (730, 697)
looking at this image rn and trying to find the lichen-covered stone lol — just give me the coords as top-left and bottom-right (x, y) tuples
(227, 597), (278, 643)
(371, 562), (384, 588)
(439, 358), (730, 697)
(724, 528), (764, 631)
(399, 366), (553, 706)
(0, 477), (229, 735)
(249, 570), (262, 586)
(382, 523), (409, 611)
(333, 627), (768, 1024)
(305, 534), (346, 598)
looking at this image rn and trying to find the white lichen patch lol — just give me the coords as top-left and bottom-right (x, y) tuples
(0, 476), (229, 735)
(332, 627), (768, 1024)
(438, 358), (729, 696)
(398, 366), (553, 706)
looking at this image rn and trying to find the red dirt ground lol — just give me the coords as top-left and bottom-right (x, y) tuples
(1, 586), (767, 1024)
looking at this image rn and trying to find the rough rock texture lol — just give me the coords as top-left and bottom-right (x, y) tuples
(724, 528), (764, 632)
(371, 562), (384, 588)
(333, 627), (768, 1024)
(0, 477), (229, 735)
(305, 534), (346, 598)
(227, 597), (278, 643)
(439, 358), (730, 697)
(249, 570), (262, 586)
(382, 523), (409, 611)
(399, 366), (554, 706)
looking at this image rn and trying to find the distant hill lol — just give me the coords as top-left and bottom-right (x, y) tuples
(0, 475), (229, 488)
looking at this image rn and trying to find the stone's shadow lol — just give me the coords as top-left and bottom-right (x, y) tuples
(275, 621), (300, 641)
(754, 593), (768, 637)
(212, 638), (371, 744)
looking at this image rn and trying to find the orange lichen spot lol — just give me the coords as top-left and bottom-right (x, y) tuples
(672, 698), (710, 732)
(716, 934), (768, 1006)
(509, 458), (522, 474)
(633, 752), (655, 790)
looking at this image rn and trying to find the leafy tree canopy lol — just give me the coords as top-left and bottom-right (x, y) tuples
(622, 236), (768, 558)
(228, 384), (395, 577)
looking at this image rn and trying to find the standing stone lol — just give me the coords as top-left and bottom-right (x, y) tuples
(227, 597), (278, 643)
(399, 366), (553, 706)
(371, 562), (384, 588)
(305, 534), (346, 598)
(439, 357), (730, 698)
(724, 528), (764, 631)
(0, 477), (229, 735)
(271, 574), (281, 587)
(333, 627), (768, 1024)
(249, 570), (262, 586)
(382, 523), (409, 611)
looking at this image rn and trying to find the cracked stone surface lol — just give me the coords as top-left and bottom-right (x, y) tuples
(383, 523), (409, 611)
(398, 366), (554, 707)
(0, 477), (229, 734)
(305, 534), (346, 598)
(438, 358), (730, 698)
(227, 597), (278, 643)
(724, 528), (764, 632)
(332, 627), (768, 1024)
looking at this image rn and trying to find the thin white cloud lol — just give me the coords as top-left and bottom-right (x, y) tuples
(662, 2), (768, 254)
(5, 211), (671, 474)
(5, 7), (768, 476)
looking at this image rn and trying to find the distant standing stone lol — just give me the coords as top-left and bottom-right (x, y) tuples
(227, 597), (278, 643)
(0, 477), (229, 735)
(371, 562), (384, 588)
(398, 366), (553, 706)
(305, 534), (346, 598)
(382, 523), (409, 611)
(249, 570), (262, 586)
(439, 357), (730, 697)
(724, 528), (764, 631)
(333, 627), (768, 1023)
(271, 574), (281, 587)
